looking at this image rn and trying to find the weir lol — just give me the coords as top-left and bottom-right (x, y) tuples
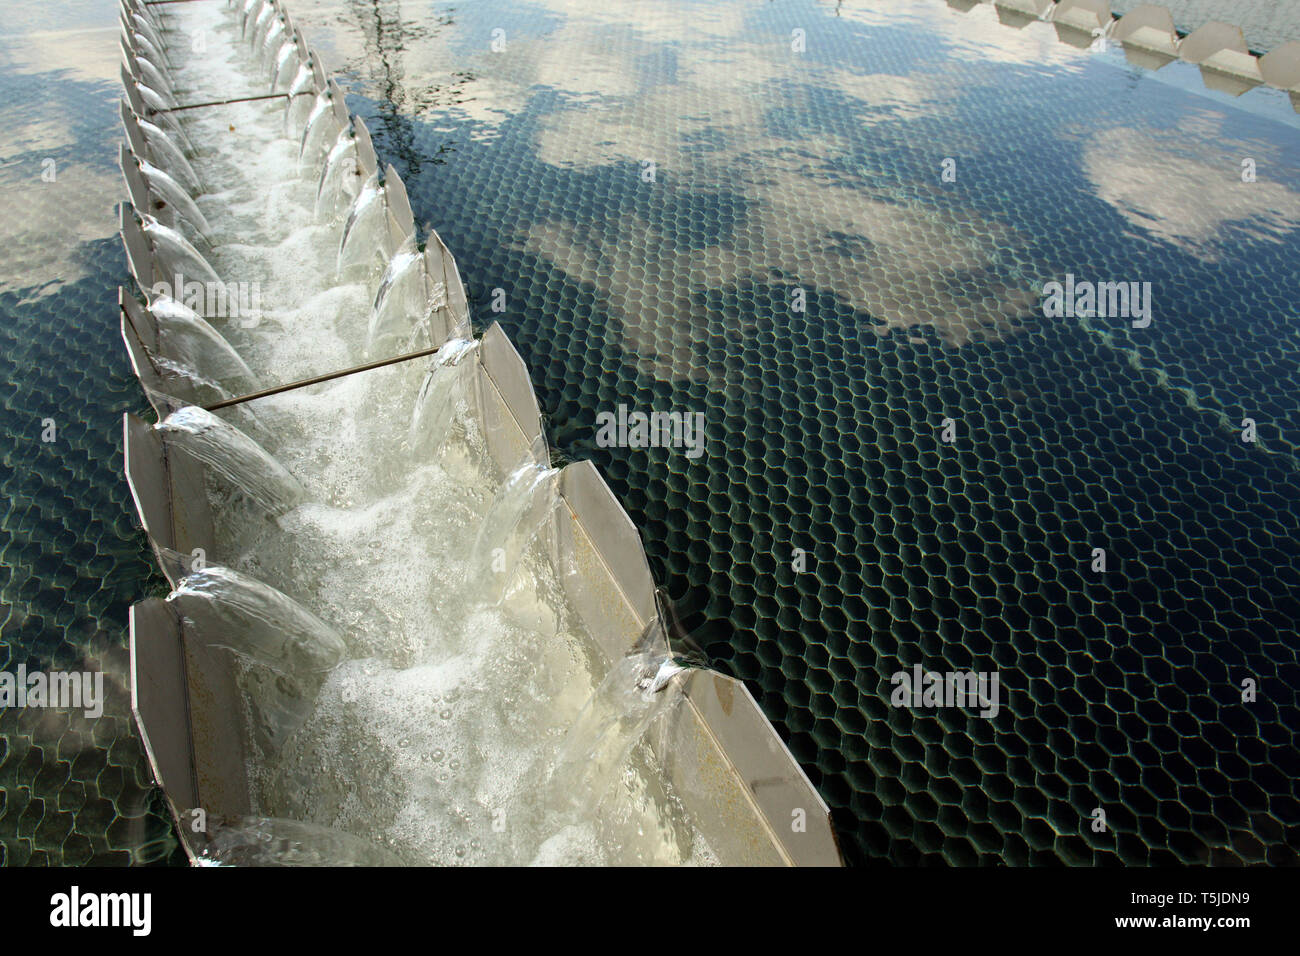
(967, 2), (1299, 104)
(119, 0), (842, 865)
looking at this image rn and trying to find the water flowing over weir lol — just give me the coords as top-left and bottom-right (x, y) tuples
(118, 0), (841, 865)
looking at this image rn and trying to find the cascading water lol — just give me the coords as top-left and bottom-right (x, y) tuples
(154, 406), (306, 516)
(168, 565), (346, 674)
(148, 295), (256, 391)
(123, 0), (720, 866)
(270, 43), (299, 91)
(408, 337), (482, 458)
(135, 116), (203, 194)
(130, 13), (167, 56)
(468, 458), (562, 607)
(129, 28), (166, 69)
(315, 129), (361, 221)
(138, 164), (212, 247)
(299, 92), (340, 170)
(337, 173), (394, 279)
(249, 5), (276, 46)
(258, 19), (286, 69)
(140, 215), (222, 287)
(135, 78), (175, 113)
(368, 241), (433, 354)
(284, 65), (318, 136)
(151, 355), (239, 406)
(137, 58), (175, 102)
(167, 564), (345, 751)
(541, 623), (691, 824)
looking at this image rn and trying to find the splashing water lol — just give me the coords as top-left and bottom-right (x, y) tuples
(541, 625), (690, 824)
(259, 19), (286, 71)
(134, 74), (174, 111)
(271, 43), (299, 91)
(250, 5), (276, 47)
(138, 158), (212, 241)
(152, 354), (237, 405)
(316, 129), (361, 221)
(338, 174), (393, 279)
(141, 104), (198, 160)
(141, 105), (196, 159)
(137, 57), (175, 102)
(368, 241), (432, 354)
(469, 460), (562, 606)
(155, 406), (306, 516)
(168, 564), (346, 751)
(299, 91), (340, 170)
(136, 116), (203, 195)
(140, 216), (223, 288)
(239, 0), (265, 37)
(148, 295), (256, 391)
(195, 816), (404, 866)
(168, 565), (345, 673)
(129, 29), (166, 69)
(284, 64), (318, 136)
(408, 338), (481, 457)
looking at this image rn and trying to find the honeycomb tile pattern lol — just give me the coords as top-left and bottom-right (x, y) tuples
(310, 0), (1300, 864)
(3, 0), (1297, 870)
(0, 39), (179, 865)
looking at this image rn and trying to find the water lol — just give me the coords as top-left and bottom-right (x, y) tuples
(368, 241), (432, 354)
(154, 407), (306, 517)
(137, 158), (213, 244)
(257, 21), (287, 72)
(195, 816), (403, 867)
(134, 77), (174, 113)
(167, 566), (345, 674)
(468, 458), (561, 607)
(5, 0), (1299, 868)
(408, 337), (482, 458)
(299, 92), (341, 169)
(270, 43), (301, 93)
(147, 295), (256, 391)
(285, 0), (1300, 866)
(167, 565), (344, 752)
(337, 173), (394, 280)
(543, 626), (691, 823)
(130, 14), (166, 56)
(315, 129), (361, 221)
(139, 216), (222, 288)
(150, 355), (237, 408)
(136, 60), (175, 104)
(114, 0), (718, 866)
(286, 68), (319, 135)
(134, 116), (202, 194)
(128, 30), (167, 73)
